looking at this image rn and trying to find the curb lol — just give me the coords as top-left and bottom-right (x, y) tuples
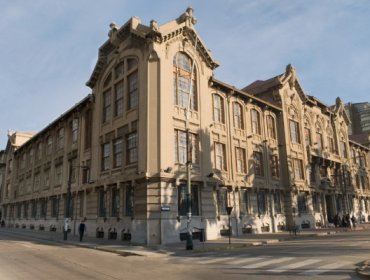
(356, 261), (370, 280)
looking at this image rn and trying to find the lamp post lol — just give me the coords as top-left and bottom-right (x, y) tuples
(226, 206), (233, 245)
(63, 160), (89, 241)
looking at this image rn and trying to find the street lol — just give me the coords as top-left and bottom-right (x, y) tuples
(0, 229), (369, 279)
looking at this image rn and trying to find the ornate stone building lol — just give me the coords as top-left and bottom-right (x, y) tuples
(1, 8), (370, 245)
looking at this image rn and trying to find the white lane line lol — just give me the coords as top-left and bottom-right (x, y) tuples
(300, 261), (351, 275)
(198, 256), (236, 264)
(241, 257), (294, 269)
(267, 259), (321, 273)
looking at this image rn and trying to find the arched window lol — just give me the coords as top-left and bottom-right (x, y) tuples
(266, 115), (276, 139)
(173, 52), (197, 111)
(315, 124), (323, 150)
(233, 102), (243, 129)
(251, 109), (261, 135)
(213, 94), (225, 123)
(288, 107), (300, 144)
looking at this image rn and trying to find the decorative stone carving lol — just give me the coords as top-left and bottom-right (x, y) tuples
(177, 7), (197, 27)
(108, 22), (120, 48)
(285, 64), (296, 89)
(150, 20), (159, 32)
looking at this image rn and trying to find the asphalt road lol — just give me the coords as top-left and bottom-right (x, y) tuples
(168, 230), (370, 280)
(0, 231), (218, 280)
(0, 229), (369, 280)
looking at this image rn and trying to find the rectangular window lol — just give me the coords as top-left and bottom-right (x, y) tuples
(114, 81), (124, 116)
(251, 109), (261, 135)
(293, 158), (304, 180)
(328, 137), (336, 153)
(310, 163), (316, 183)
(102, 143), (110, 171)
(174, 130), (199, 164)
(312, 193), (320, 213)
(84, 110), (92, 149)
(239, 189), (249, 215)
(304, 127), (311, 146)
(178, 184), (199, 216)
(289, 120), (300, 143)
(82, 160), (91, 184)
(125, 185), (134, 217)
(253, 151), (264, 176)
(31, 201), (37, 218)
(79, 193), (84, 218)
(103, 90), (112, 123)
(266, 115), (276, 139)
(257, 191), (267, 215)
(316, 132), (323, 150)
(51, 197), (59, 218)
(98, 189), (106, 217)
(71, 118), (78, 143)
(126, 132), (138, 164)
(215, 142), (227, 171)
(270, 155), (280, 178)
(47, 136), (53, 155)
(64, 195), (74, 218)
(113, 138), (123, 168)
(213, 94), (224, 123)
(274, 192), (282, 214)
(217, 188), (228, 215)
(17, 204), (21, 219)
(23, 202), (28, 218)
(55, 165), (63, 186)
(340, 141), (347, 158)
(128, 71), (138, 109)
(57, 128), (64, 150)
(233, 103), (243, 129)
(235, 147), (246, 173)
(297, 192), (307, 213)
(111, 187), (119, 217)
(40, 199), (47, 218)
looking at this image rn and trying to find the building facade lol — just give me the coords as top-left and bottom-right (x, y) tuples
(1, 8), (370, 245)
(345, 102), (370, 147)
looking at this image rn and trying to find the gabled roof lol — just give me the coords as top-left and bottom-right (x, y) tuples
(86, 7), (219, 89)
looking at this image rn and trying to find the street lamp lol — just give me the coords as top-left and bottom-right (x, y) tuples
(63, 160), (90, 241)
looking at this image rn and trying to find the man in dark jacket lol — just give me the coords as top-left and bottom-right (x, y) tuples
(79, 220), (86, 242)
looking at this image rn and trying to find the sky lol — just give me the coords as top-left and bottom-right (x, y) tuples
(1, 0), (370, 148)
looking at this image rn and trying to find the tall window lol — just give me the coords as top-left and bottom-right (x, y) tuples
(174, 130), (198, 164)
(173, 52), (197, 110)
(126, 132), (138, 164)
(215, 142), (227, 171)
(217, 188), (228, 215)
(297, 192), (307, 213)
(71, 118), (78, 143)
(316, 131), (323, 150)
(31, 201), (37, 218)
(102, 143), (110, 171)
(125, 185), (134, 217)
(274, 192), (282, 214)
(304, 127), (312, 146)
(233, 102), (243, 129)
(251, 109), (261, 135)
(37, 142), (43, 160)
(23, 202), (28, 218)
(312, 193), (320, 213)
(289, 120), (300, 143)
(213, 94), (225, 123)
(257, 191), (267, 215)
(235, 147), (246, 173)
(51, 197), (59, 218)
(98, 189), (106, 217)
(57, 128), (64, 150)
(253, 151), (264, 176)
(328, 136), (336, 153)
(111, 187), (119, 217)
(114, 81), (124, 116)
(239, 189), (249, 215)
(270, 155), (280, 178)
(55, 165), (63, 186)
(293, 158), (304, 180)
(128, 71), (138, 109)
(40, 199), (47, 218)
(178, 184), (199, 216)
(266, 115), (276, 139)
(84, 110), (92, 149)
(113, 138), (123, 168)
(103, 90), (112, 123)
(340, 140), (347, 158)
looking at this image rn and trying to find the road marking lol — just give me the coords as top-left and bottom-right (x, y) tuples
(241, 257), (294, 269)
(197, 256), (236, 264)
(300, 261), (351, 275)
(267, 259), (321, 273)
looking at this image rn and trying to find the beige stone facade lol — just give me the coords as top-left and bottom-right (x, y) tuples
(1, 8), (370, 244)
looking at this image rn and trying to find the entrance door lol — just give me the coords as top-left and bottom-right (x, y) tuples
(325, 195), (334, 223)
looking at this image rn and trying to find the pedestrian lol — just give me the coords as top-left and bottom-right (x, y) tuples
(79, 220), (86, 242)
(1, 220), (5, 227)
(351, 215), (357, 229)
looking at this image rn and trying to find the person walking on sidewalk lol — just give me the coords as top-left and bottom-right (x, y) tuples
(79, 220), (86, 242)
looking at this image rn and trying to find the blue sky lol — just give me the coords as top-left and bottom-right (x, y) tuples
(1, 1), (370, 148)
